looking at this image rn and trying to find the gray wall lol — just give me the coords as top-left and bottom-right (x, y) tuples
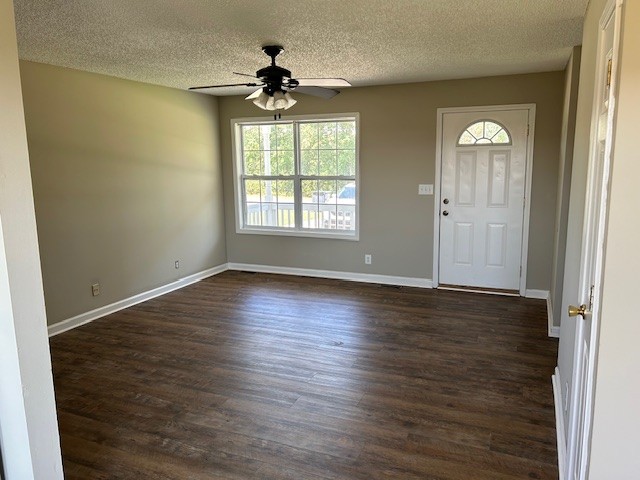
(219, 72), (564, 290)
(20, 61), (227, 325)
(550, 47), (581, 328)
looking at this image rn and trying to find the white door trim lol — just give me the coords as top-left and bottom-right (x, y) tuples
(433, 104), (536, 295)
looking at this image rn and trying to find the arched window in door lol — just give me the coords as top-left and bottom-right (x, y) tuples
(457, 120), (512, 146)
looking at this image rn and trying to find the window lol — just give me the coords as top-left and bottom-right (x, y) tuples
(457, 120), (511, 146)
(233, 114), (359, 239)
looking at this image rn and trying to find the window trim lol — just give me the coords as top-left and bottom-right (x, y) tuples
(231, 112), (360, 241)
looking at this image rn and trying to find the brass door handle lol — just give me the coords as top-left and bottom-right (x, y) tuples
(568, 304), (588, 318)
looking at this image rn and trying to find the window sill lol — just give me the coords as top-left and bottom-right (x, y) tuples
(236, 227), (359, 241)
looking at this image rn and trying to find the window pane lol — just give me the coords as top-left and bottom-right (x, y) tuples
(314, 181), (356, 232)
(301, 149), (319, 175)
(260, 124), (277, 151)
(262, 151), (276, 175)
(276, 124), (294, 150)
(243, 148), (277, 176)
(242, 125), (261, 150)
(319, 150), (337, 176)
(276, 180), (294, 202)
(270, 151), (280, 176)
(261, 203), (278, 227)
(493, 129), (510, 144)
(302, 180), (320, 204)
(277, 204), (295, 228)
(312, 180), (337, 231)
(318, 122), (337, 149)
(337, 150), (356, 176)
(337, 122), (356, 149)
(300, 123), (319, 150)
(244, 151), (262, 175)
(484, 121), (502, 138)
(458, 131), (476, 145)
(302, 179), (331, 229)
(244, 179), (261, 201)
(337, 180), (356, 202)
(320, 180), (338, 199)
(303, 204), (320, 229)
(260, 180), (276, 203)
(279, 150), (294, 175)
(246, 202), (261, 226)
(468, 122), (483, 139)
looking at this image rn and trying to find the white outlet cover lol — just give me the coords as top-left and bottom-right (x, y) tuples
(418, 184), (433, 195)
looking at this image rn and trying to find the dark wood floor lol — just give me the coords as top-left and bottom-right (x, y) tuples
(50, 271), (559, 479)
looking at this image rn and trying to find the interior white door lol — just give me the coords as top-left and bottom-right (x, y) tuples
(438, 109), (530, 290)
(566, 4), (619, 479)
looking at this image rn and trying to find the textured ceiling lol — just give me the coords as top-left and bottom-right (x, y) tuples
(13, 0), (588, 95)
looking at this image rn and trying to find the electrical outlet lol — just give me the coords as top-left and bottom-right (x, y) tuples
(365, 254), (372, 265)
(175, 260), (180, 269)
(418, 184), (434, 195)
(91, 283), (100, 297)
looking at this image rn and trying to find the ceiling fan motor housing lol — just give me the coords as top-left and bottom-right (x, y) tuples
(256, 65), (292, 94)
(257, 46), (293, 94)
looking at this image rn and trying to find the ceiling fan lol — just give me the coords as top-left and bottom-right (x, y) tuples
(189, 45), (351, 113)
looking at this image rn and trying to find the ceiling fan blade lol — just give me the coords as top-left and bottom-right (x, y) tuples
(233, 72), (260, 79)
(245, 88), (263, 100)
(293, 86), (340, 99)
(188, 82), (260, 90)
(295, 78), (351, 87)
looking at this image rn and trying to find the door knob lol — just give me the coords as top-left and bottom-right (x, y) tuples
(442, 210), (449, 216)
(568, 304), (588, 318)
(443, 198), (450, 204)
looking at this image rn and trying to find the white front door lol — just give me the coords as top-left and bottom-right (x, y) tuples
(438, 108), (532, 291)
(566, 3), (620, 479)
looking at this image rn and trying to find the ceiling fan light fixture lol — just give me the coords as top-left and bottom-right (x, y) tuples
(265, 95), (276, 111)
(273, 91), (287, 110)
(283, 92), (297, 109)
(252, 90), (270, 110)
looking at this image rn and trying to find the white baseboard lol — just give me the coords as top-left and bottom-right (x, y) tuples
(524, 288), (549, 299)
(552, 367), (567, 480)
(524, 289), (559, 338)
(47, 263), (229, 337)
(227, 263), (433, 289)
(547, 294), (560, 338)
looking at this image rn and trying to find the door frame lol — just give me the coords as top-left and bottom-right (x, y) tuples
(565, 1), (623, 478)
(432, 104), (536, 295)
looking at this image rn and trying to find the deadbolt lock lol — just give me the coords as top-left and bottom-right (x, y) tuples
(443, 198), (450, 204)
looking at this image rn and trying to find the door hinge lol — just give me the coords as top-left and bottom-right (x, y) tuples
(520, 266), (522, 277)
(606, 58), (612, 87)
(589, 285), (595, 311)
(527, 124), (530, 137)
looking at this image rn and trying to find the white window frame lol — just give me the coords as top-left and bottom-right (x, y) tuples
(231, 113), (360, 240)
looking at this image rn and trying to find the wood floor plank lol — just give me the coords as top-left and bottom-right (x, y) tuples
(51, 271), (558, 479)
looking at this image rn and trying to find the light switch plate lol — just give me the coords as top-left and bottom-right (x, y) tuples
(418, 184), (433, 195)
